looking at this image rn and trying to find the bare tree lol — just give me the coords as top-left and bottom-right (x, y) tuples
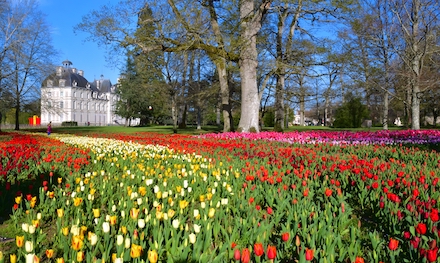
(391, 0), (440, 130)
(7, 1), (56, 130)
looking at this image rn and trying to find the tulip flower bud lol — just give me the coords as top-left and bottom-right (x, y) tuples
(194, 224), (201, 233)
(10, 254), (17, 263)
(172, 219), (180, 229)
(189, 233), (196, 244)
(138, 219), (146, 229)
(208, 208), (216, 218)
(89, 233), (98, 246)
(116, 235), (124, 246)
(25, 241), (33, 252)
(102, 222), (110, 233)
(28, 225), (36, 234)
(125, 238), (131, 249)
(25, 254), (35, 263)
(22, 223), (29, 232)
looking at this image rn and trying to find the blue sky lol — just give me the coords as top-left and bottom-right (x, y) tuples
(38, 0), (121, 83)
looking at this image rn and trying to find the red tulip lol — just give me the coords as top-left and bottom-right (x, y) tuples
(430, 209), (439, 222)
(388, 238), (399, 251)
(416, 222), (427, 235)
(266, 245), (276, 260)
(427, 249), (438, 262)
(305, 248), (314, 261)
(281, 232), (290, 242)
(267, 207), (273, 215)
(325, 188), (332, 197)
(233, 249), (241, 261)
(254, 243), (264, 257)
(241, 248), (250, 263)
(354, 257), (364, 263)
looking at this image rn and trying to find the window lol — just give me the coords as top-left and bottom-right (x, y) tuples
(60, 91), (64, 97)
(60, 101), (64, 108)
(73, 101), (76, 109)
(74, 91), (77, 97)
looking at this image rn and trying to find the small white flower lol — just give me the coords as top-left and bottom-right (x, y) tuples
(189, 233), (196, 244)
(25, 241), (33, 252)
(138, 219), (146, 229)
(172, 219), (180, 229)
(193, 224), (201, 233)
(116, 235), (124, 246)
(22, 223), (29, 232)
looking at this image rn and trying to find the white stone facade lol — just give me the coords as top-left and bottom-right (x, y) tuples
(40, 61), (129, 126)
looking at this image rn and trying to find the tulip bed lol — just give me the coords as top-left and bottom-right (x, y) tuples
(0, 130), (440, 263)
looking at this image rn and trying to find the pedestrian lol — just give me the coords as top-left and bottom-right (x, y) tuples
(47, 121), (52, 135)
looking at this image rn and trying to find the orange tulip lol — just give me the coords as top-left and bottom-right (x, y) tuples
(46, 249), (55, 259)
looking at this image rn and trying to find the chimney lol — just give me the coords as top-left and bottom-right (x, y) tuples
(78, 70), (84, 76)
(56, 66), (63, 76)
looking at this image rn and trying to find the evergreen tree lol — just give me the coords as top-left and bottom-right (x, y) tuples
(333, 94), (369, 128)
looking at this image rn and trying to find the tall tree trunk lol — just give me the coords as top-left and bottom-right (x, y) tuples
(217, 60), (233, 132)
(237, 0), (270, 132)
(383, 91), (389, 130)
(274, 74), (285, 131)
(299, 94), (305, 126)
(171, 93), (178, 133)
(14, 101), (20, 130)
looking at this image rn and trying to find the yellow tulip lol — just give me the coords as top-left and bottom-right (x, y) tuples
(73, 197), (83, 207)
(208, 208), (216, 218)
(130, 208), (140, 219)
(30, 197), (37, 208)
(148, 250), (158, 263)
(57, 177), (62, 184)
(45, 249), (55, 259)
(71, 235), (83, 251)
(10, 254), (17, 263)
(76, 251), (84, 262)
(32, 220), (39, 228)
(179, 200), (188, 209)
(56, 258), (65, 263)
(57, 209), (64, 218)
(61, 227), (69, 236)
(167, 209), (175, 218)
(93, 209), (100, 218)
(130, 244), (142, 258)
(109, 215), (117, 225)
(138, 186), (147, 196)
(16, 235), (24, 248)
(15, 195), (22, 204)
(47, 191), (55, 199)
